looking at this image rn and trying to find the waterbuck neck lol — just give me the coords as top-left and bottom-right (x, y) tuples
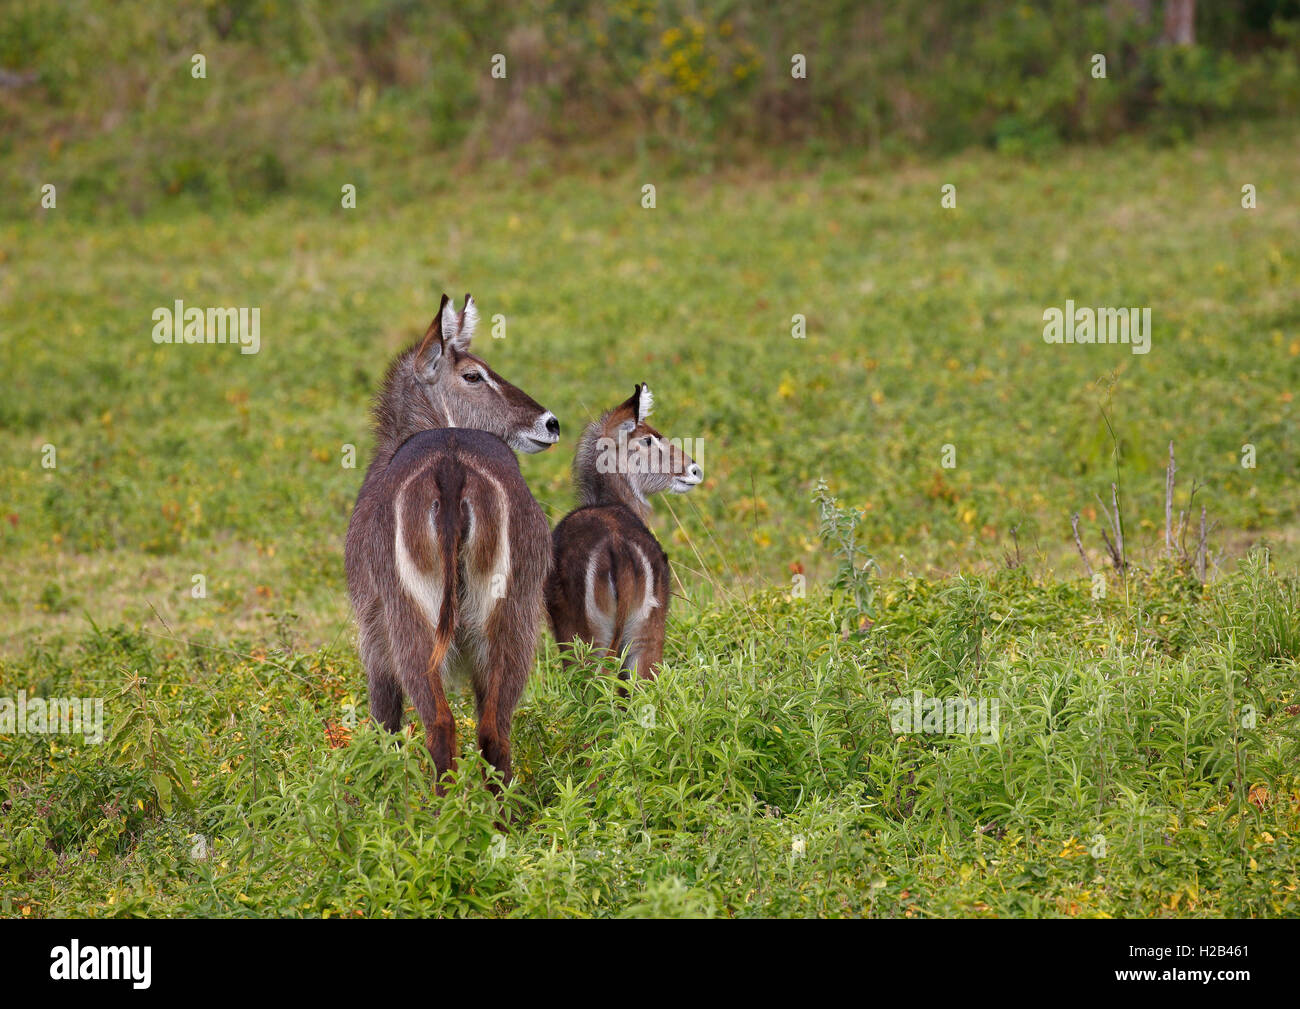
(370, 345), (448, 470)
(573, 419), (650, 521)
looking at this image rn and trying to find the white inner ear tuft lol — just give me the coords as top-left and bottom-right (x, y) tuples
(637, 385), (654, 423)
(441, 299), (461, 348)
(459, 296), (479, 346)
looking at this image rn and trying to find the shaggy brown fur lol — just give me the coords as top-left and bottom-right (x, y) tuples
(546, 384), (702, 680)
(345, 294), (557, 791)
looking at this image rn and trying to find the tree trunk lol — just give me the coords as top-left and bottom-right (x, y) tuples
(1162, 0), (1195, 46)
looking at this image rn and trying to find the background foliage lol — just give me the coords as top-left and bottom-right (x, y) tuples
(2, 1), (1299, 217)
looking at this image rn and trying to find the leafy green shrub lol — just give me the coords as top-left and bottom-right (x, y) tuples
(7, 556), (1296, 917)
(4, 1), (1299, 217)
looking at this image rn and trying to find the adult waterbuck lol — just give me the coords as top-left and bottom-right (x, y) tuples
(546, 384), (702, 680)
(345, 294), (558, 792)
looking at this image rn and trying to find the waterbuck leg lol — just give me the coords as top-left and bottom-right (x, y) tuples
(407, 659), (457, 794)
(359, 600), (403, 732)
(472, 620), (533, 793)
(368, 670), (405, 734)
(545, 583), (582, 672)
(388, 596), (457, 792)
(472, 677), (518, 794)
(634, 604), (667, 680)
(550, 615), (582, 672)
(629, 634), (663, 681)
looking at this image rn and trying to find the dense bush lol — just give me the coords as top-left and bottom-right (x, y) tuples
(2, 557), (1297, 917)
(2, 1), (1297, 216)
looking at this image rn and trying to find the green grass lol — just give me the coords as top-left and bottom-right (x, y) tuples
(2, 559), (1298, 917)
(3, 120), (1298, 653)
(1, 119), (1299, 916)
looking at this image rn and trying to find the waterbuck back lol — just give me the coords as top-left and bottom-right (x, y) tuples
(345, 294), (557, 791)
(546, 384), (702, 680)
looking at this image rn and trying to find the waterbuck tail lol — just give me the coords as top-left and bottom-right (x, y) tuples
(425, 460), (466, 689)
(609, 543), (638, 659)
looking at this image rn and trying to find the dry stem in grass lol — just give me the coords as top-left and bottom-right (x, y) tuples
(1096, 483), (1126, 573)
(1071, 512), (1094, 577)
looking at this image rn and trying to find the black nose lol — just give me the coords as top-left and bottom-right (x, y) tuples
(546, 416), (560, 436)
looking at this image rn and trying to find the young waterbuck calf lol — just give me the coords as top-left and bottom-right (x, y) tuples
(546, 384), (702, 680)
(345, 294), (558, 792)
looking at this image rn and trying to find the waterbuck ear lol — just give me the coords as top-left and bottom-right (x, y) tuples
(617, 383), (641, 417)
(415, 293), (452, 379)
(439, 296), (461, 349)
(451, 294), (478, 351)
(635, 383), (654, 424)
(615, 383), (651, 433)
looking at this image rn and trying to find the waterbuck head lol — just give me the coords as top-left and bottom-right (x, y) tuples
(574, 383), (703, 516)
(373, 293), (559, 462)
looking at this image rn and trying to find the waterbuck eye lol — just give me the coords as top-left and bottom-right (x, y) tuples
(641, 436), (653, 447)
(463, 371), (483, 384)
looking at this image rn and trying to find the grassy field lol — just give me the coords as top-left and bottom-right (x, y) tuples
(2, 120), (1299, 917)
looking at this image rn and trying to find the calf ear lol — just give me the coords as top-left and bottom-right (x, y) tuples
(615, 383), (652, 433)
(450, 294), (478, 351)
(416, 293), (452, 379)
(635, 383), (654, 423)
(617, 383), (642, 417)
